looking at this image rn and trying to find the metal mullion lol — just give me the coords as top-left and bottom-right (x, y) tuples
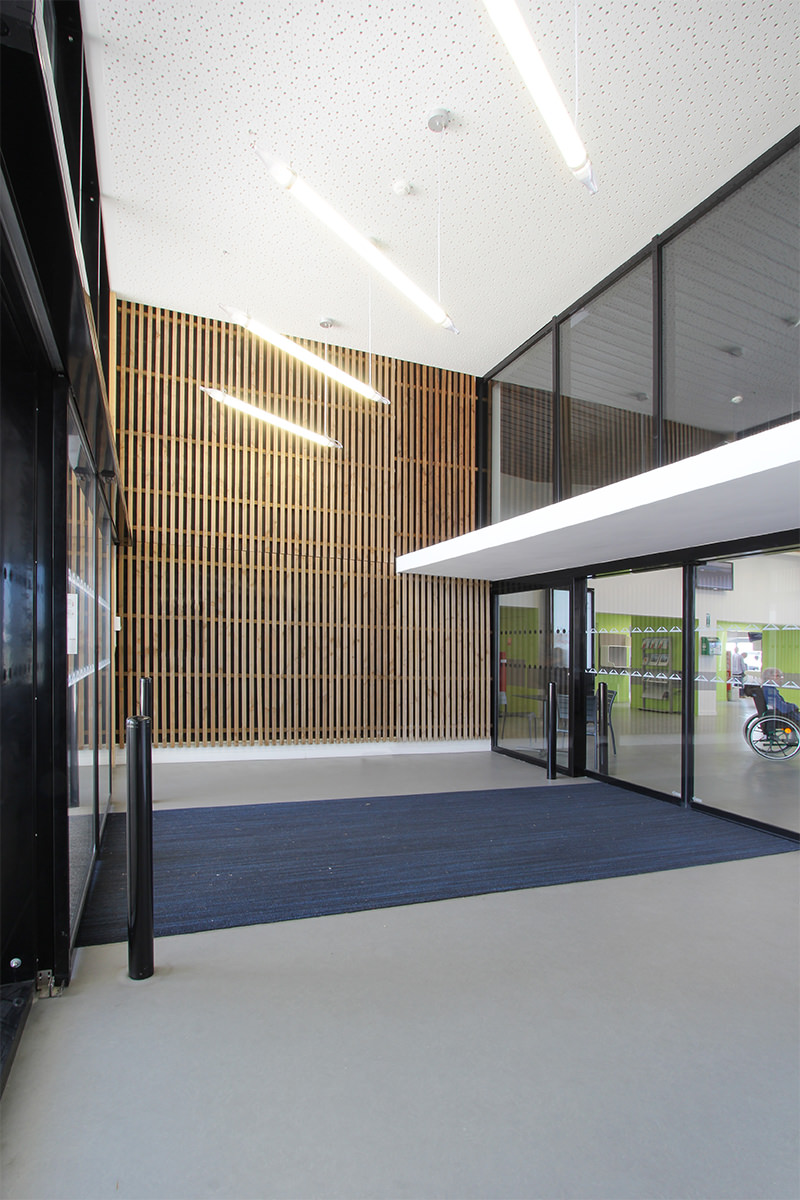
(680, 563), (696, 807)
(651, 238), (663, 470)
(551, 316), (561, 503)
(569, 578), (587, 777)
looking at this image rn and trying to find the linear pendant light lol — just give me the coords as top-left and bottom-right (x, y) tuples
(201, 386), (343, 449)
(255, 144), (459, 333)
(481, 0), (598, 193)
(221, 305), (389, 405)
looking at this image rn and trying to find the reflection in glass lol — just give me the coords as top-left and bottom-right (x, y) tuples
(559, 261), (653, 497)
(67, 414), (96, 935)
(693, 550), (800, 833)
(492, 334), (552, 520)
(497, 587), (570, 766)
(587, 568), (683, 794)
(97, 502), (113, 836)
(663, 145), (799, 460)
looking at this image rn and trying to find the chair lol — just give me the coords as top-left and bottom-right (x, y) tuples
(557, 691), (616, 755)
(586, 690), (617, 754)
(500, 703), (538, 744)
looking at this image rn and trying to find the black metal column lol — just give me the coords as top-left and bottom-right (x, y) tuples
(139, 675), (153, 722)
(126, 715), (154, 980)
(546, 681), (557, 779)
(597, 681), (609, 776)
(681, 565), (696, 808)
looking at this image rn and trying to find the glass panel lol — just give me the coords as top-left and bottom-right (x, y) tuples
(663, 145), (800, 459)
(587, 568), (683, 794)
(693, 549), (800, 833)
(97, 500), (113, 833)
(497, 587), (570, 766)
(559, 261), (653, 498)
(492, 333), (552, 520)
(66, 413), (96, 936)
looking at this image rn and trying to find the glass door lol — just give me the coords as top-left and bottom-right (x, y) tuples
(66, 409), (97, 938)
(496, 586), (571, 767)
(693, 550), (800, 832)
(586, 567), (683, 794)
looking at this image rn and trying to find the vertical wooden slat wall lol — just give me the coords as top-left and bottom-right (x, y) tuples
(114, 300), (489, 746)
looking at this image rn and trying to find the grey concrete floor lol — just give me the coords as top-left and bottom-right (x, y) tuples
(4, 754), (799, 1200)
(111, 748), (578, 812)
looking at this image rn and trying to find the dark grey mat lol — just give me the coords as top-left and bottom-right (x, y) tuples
(77, 782), (796, 946)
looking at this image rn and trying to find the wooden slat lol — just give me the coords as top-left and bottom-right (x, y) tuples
(114, 301), (490, 746)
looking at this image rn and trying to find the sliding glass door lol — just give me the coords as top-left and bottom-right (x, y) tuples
(586, 568), (683, 795)
(496, 587), (570, 767)
(692, 551), (800, 833)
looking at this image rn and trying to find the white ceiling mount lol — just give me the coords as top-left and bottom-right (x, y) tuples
(319, 317), (336, 329)
(392, 178), (413, 195)
(427, 108), (451, 132)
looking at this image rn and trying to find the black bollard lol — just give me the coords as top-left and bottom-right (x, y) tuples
(597, 682), (609, 775)
(126, 715), (154, 980)
(546, 681), (557, 779)
(139, 676), (153, 722)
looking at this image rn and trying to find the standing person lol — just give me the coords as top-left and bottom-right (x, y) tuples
(730, 643), (745, 685)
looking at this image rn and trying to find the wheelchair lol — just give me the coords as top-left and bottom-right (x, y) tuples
(741, 686), (800, 761)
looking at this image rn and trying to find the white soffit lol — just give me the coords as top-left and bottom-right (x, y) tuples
(396, 424), (800, 580)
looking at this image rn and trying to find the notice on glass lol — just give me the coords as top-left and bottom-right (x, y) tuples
(67, 593), (78, 655)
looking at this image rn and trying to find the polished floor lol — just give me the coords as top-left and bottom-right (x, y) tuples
(2, 753), (798, 1200)
(500, 693), (800, 832)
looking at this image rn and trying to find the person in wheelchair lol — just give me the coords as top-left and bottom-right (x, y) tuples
(761, 668), (800, 719)
(743, 669), (800, 760)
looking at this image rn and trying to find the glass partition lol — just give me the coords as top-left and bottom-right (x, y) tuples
(97, 498), (113, 836)
(693, 550), (800, 832)
(487, 141), (798, 512)
(663, 145), (800, 459)
(559, 260), (653, 497)
(66, 410), (97, 935)
(587, 568), (683, 795)
(497, 586), (570, 767)
(492, 333), (553, 521)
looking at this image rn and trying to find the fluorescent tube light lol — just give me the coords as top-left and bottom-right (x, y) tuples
(201, 386), (343, 449)
(482, 0), (598, 193)
(221, 306), (389, 405)
(256, 145), (459, 332)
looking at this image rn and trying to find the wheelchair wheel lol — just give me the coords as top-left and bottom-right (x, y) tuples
(742, 713), (761, 746)
(746, 714), (800, 760)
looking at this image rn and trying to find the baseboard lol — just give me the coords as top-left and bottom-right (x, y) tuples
(114, 740), (492, 765)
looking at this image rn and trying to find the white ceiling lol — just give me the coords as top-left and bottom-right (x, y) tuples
(80, 0), (800, 380)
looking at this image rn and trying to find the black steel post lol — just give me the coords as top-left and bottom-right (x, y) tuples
(546, 681), (557, 779)
(597, 682), (609, 775)
(139, 676), (153, 722)
(126, 715), (154, 980)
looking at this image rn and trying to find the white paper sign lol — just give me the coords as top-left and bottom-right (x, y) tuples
(67, 593), (78, 655)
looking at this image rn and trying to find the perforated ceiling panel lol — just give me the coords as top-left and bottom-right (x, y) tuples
(80, 0), (799, 377)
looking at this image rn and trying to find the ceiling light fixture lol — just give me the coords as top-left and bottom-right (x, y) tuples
(481, 0), (598, 193)
(256, 144), (458, 332)
(201, 386), (343, 449)
(220, 306), (389, 405)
